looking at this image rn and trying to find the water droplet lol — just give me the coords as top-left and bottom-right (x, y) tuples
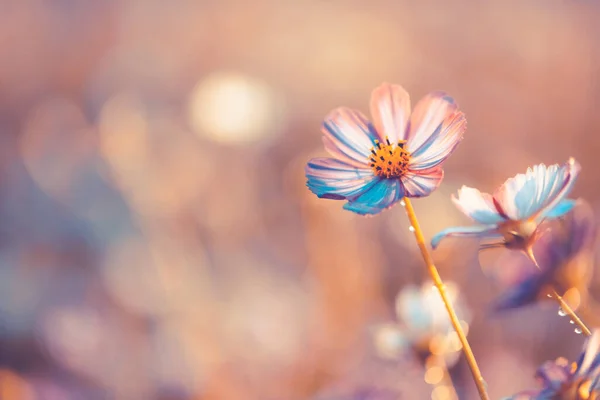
(558, 308), (567, 317)
(575, 327), (583, 334)
(400, 200), (406, 206)
(409, 226), (415, 232)
(570, 320), (575, 324)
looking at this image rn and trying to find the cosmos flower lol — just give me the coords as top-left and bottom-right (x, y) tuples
(503, 329), (600, 399)
(305, 83), (466, 215)
(372, 281), (471, 366)
(492, 200), (596, 312)
(431, 159), (581, 254)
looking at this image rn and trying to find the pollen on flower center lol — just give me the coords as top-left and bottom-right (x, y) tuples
(369, 138), (411, 178)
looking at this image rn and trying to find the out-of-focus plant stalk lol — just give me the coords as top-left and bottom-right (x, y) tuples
(402, 198), (489, 400)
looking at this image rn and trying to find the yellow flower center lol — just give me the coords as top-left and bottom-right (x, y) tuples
(369, 138), (411, 178)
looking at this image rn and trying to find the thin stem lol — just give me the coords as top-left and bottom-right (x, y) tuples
(524, 248), (592, 337)
(402, 198), (489, 400)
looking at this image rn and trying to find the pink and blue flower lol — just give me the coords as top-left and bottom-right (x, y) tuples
(305, 83), (466, 215)
(431, 159), (581, 252)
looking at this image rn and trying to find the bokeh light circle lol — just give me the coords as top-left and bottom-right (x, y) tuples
(188, 71), (284, 145)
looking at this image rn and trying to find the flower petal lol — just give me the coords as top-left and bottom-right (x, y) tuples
(452, 186), (505, 225)
(396, 285), (434, 334)
(405, 92), (461, 157)
(534, 388), (564, 400)
(493, 159), (581, 221)
(590, 373), (600, 394)
(369, 83), (411, 144)
(343, 179), (404, 215)
(305, 158), (378, 200)
(322, 136), (365, 168)
(409, 110), (466, 170)
(322, 107), (377, 165)
(401, 166), (443, 198)
(372, 323), (410, 358)
(501, 390), (547, 400)
(431, 225), (500, 249)
(566, 200), (597, 255)
(576, 330), (600, 377)
(535, 159), (581, 220)
(543, 199), (576, 219)
(536, 359), (571, 389)
(492, 273), (548, 312)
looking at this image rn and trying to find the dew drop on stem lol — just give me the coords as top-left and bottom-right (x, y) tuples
(558, 308), (567, 317)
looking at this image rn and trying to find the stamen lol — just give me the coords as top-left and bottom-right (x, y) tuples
(368, 140), (411, 178)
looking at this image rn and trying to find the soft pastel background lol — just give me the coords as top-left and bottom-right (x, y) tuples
(1, 1), (600, 399)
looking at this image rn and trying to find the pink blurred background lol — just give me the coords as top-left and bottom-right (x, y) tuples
(1, 1), (600, 399)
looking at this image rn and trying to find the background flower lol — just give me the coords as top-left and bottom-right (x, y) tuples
(431, 159), (580, 250)
(490, 200), (597, 312)
(503, 330), (600, 399)
(372, 281), (472, 367)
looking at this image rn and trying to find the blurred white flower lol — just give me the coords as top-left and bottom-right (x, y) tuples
(373, 281), (471, 366)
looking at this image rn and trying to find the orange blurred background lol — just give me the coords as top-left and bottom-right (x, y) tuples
(1, 1), (600, 399)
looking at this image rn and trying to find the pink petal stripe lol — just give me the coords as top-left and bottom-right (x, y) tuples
(401, 166), (444, 198)
(305, 157), (376, 200)
(322, 136), (367, 168)
(369, 83), (411, 144)
(405, 92), (460, 155)
(321, 107), (375, 165)
(409, 110), (466, 171)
